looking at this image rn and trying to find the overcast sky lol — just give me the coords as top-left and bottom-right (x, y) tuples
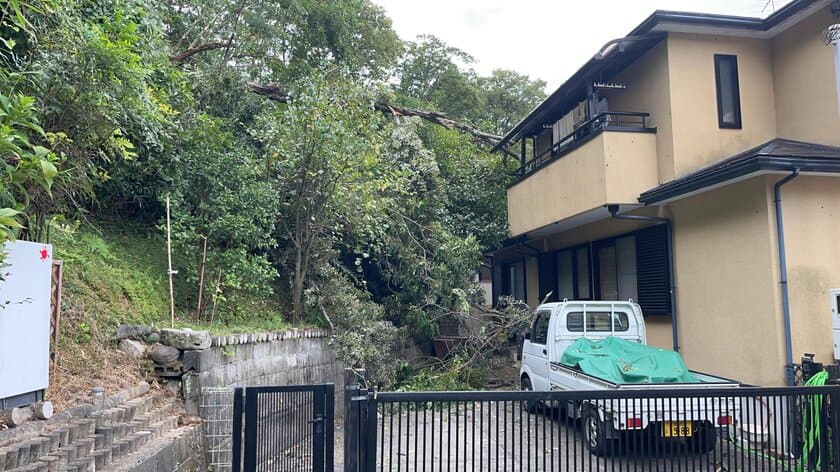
(372, 0), (793, 91)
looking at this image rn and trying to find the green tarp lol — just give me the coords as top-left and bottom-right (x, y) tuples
(559, 336), (700, 384)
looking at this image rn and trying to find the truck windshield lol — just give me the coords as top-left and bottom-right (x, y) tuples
(566, 312), (629, 332)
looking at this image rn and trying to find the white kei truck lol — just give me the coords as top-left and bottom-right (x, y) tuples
(519, 300), (741, 455)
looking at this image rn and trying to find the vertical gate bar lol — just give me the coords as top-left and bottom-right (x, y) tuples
(495, 401), (498, 472)
(439, 400), (444, 472)
(397, 402), (403, 472)
(479, 400), (484, 472)
(414, 401), (419, 472)
(365, 391), (378, 472)
(325, 384), (335, 472)
(244, 388), (258, 472)
(314, 385), (326, 472)
(232, 387), (244, 472)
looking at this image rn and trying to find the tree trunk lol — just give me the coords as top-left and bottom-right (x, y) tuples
(291, 244), (304, 322)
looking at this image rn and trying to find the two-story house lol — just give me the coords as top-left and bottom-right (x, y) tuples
(490, 0), (840, 386)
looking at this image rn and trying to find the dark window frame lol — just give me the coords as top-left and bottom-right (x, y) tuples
(545, 225), (672, 316)
(714, 54), (742, 130)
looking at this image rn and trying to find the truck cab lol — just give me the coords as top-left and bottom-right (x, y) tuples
(520, 300), (646, 391)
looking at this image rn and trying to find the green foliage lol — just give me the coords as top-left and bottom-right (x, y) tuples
(0, 0), (548, 389)
(308, 264), (398, 386)
(53, 220), (291, 333)
(255, 74), (391, 321)
(477, 69), (547, 135)
(166, 114), (279, 319)
(398, 355), (487, 392)
(0, 90), (62, 241)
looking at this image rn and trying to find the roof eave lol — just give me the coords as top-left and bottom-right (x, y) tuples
(639, 156), (840, 205)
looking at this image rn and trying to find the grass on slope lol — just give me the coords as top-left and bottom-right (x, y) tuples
(49, 221), (293, 409)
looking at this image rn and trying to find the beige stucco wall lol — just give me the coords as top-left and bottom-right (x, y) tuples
(671, 177), (785, 386)
(772, 5), (840, 145)
(507, 132), (658, 236)
(667, 34), (778, 179)
(779, 175), (840, 366)
(603, 40), (676, 184)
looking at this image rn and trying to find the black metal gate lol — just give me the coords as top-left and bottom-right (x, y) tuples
(344, 385), (840, 472)
(232, 384), (334, 472)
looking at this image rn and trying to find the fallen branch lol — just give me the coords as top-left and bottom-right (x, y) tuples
(247, 82), (516, 156)
(171, 41), (233, 63)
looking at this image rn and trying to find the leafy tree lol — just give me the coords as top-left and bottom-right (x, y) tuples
(396, 35), (482, 122)
(166, 114), (279, 318)
(0, 92), (61, 241)
(477, 69), (547, 135)
(254, 74), (389, 321)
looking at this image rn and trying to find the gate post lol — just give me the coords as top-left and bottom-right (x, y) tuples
(344, 369), (367, 472)
(231, 387), (244, 472)
(364, 388), (378, 472)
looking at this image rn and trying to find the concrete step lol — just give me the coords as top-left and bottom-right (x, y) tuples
(2, 390), (181, 472)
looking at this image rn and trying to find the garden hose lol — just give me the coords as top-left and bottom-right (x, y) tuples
(797, 370), (829, 471)
(725, 370), (830, 472)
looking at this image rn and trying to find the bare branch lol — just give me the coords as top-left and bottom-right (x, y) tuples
(170, 41), (232, 63)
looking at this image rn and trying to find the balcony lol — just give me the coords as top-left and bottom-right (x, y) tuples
(507, 112), (659, 237)
(514, 111), (655, 180)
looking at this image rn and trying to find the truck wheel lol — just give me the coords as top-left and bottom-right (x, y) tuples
(690, 423), (717, 453)
(583, 408), (613, 457)
(520, 376), (538, 413)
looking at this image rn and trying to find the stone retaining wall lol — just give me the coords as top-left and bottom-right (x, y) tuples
(180, 329), (344, 417)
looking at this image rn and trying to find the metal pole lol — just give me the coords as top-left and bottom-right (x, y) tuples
(774, 169), (800, 386)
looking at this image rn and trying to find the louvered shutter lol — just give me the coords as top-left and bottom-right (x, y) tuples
(635, 225), (671, 315)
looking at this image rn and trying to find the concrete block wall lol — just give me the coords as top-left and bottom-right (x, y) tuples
(182, 330), (345, 417)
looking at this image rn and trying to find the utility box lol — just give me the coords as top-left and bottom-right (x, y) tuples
(832, 288), (840, 362)
(0, 240), (52, 409)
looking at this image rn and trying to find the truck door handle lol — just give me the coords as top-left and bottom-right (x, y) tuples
(542, 349), (547, 355)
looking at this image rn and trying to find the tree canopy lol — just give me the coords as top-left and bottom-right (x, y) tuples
(0, 0), (546, 384)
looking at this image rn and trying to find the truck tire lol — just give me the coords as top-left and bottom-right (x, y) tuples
(520, 376), (538, 413)
(690, 422), (717, 453)
(583, 408), (613, 457)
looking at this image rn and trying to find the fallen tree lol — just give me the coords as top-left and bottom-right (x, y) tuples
(246, 82), (515, 157)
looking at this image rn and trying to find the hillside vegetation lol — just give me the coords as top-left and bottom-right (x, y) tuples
(50, 221), (293, 408)
(1, 0), (546, 388)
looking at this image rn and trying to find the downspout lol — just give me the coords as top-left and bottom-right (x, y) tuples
(774, 169), (800, 386)
(607, 205), (679, 352)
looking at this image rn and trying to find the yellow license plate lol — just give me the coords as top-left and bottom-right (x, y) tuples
(663, 421), (693, 437)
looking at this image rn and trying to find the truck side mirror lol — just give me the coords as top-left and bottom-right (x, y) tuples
(524, 332), (531, 340)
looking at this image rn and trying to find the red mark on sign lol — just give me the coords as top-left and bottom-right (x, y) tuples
(40, 246), (49, 261)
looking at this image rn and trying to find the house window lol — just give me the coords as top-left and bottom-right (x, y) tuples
(495, 260), (526, 305)
(594, 236), (638, 301)
(550, 225), (670, 315)
(576, 247), (591, 298)
(554, 246), (592, 301)
(714, 54), (742, 129)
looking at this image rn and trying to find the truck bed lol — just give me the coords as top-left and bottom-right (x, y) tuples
(549, 362), (741, 391)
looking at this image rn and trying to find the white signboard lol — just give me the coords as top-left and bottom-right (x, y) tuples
(0, 240), (52, 399)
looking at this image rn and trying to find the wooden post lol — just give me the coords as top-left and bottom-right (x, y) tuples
(166, 195), (175, 328)
(196, 236), (208, 320)
(50, 260), (63, 366)
(210, 270), (222, 324)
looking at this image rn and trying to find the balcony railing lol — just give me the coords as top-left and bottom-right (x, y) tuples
(514, 111), (654, 180)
